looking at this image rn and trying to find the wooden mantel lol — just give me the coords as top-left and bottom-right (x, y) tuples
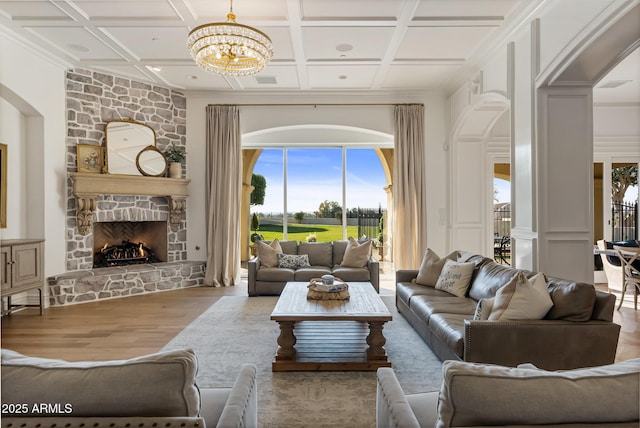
(70, 173), (191, 234)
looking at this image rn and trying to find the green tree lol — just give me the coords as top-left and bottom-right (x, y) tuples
(294, 211), (305, 223)
(250, 174), (266, 206)
(612, 166), (638, 204)
(317, 200), (341, 218)
(250, 213), (262, 242)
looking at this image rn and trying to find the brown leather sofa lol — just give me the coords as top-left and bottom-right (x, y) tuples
(396, 253), (621, 370)
(248, 240), (379, 296)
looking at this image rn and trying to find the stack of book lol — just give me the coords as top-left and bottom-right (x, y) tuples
(310, 281), (348, 293)
(307, 279), (350, 300)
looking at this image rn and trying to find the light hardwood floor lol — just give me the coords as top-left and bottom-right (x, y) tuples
(1, 269), (638, 363)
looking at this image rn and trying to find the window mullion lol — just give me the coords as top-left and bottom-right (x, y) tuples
(283, 148), (288, 241)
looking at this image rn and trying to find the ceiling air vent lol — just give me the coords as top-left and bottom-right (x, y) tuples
(256, 76), (277, 84)
(598, 79), (632, 89)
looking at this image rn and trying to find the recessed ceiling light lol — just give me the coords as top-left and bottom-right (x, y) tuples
(147, 66), (162, 72)
(339, 75), (347, 80)
(336, 44), (353, 52)
(67, 43), (89, 53)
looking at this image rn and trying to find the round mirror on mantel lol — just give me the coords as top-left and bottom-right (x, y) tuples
(105, 119), (158, 176)
(136, 145), (168, 177)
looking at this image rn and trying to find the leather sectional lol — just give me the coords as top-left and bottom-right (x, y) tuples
(396, 252), (621, 370)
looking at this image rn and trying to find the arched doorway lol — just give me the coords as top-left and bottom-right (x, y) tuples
(449, 93), (510, 257)
(0, 84), (45, 239)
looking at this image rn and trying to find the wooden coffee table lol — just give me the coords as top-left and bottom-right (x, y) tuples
(270, 281), (392, 371)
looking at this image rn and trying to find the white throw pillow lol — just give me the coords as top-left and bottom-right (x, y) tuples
(488, 272), (553, 321)
(256, 238), (282, 268)
(473, 298), (495, 320)
(415, 249), (460, 287)
(340, 237), (372, 268)
(435, 259), (475, 297)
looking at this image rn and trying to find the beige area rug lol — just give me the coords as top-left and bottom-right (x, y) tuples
(162, 295), (443, 428)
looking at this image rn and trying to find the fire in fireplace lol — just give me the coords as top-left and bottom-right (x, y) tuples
(92, 221), (168, 268)
(94, 240), (161, 268)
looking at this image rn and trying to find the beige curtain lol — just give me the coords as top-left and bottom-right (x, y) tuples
(392, 104), (427, 270)
(204, 105), (241, 286)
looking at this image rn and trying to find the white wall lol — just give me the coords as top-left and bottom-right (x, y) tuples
(0, 31), (67, 278)
(185, 91), (449, 261)
(0, 98), (26, 237)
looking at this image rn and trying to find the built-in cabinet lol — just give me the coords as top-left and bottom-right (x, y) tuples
(1, 239), (45, 315)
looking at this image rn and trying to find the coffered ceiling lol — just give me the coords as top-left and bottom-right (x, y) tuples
(0, 0), (637, 102)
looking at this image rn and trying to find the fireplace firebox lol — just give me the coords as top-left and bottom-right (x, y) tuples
(92, 221), (168, 268)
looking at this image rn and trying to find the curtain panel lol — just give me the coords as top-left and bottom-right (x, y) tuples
(204, 105), (242, 286)
(392, 104), (428, 269)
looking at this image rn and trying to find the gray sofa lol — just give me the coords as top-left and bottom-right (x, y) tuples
(396, 252), (621, 370)
(376, 358), (640, 428)
(248, 240), (379, 296)
(1, 348), (257, 428)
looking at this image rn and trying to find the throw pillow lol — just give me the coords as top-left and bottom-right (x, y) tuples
(473, 297), (495, 320)
(415, 249), (460, 286)
(255, 238), (282, 268)
(435, 259), (475, 297)
(278, 253), (311, 269)
(488, 271), (553, 321)
(340, 237), (372, 268)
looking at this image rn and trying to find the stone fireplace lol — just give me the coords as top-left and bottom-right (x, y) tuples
(47, 173), (204, 307)
(47, 68), (205, 307)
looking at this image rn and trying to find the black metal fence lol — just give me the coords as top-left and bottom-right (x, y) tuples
(493, 203), (511, 238)
(357, 207), (385, 242)
(612, 201), (638, 241)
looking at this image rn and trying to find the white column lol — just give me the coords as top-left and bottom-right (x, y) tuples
(535, 86), (594, 283)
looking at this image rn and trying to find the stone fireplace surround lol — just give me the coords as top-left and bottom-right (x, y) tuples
(49, 173), (205, 306)
(46, 68), (206, 307)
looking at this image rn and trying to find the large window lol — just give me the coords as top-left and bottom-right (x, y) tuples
(251, 147), (387, 242)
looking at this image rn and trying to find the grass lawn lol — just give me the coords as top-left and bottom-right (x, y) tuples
(255, 223), (358, 242)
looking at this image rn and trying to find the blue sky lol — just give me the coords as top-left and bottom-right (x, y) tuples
(494, 178), (510, 203)
(253, 148), (387, 214)
(254, 151), (637, 213)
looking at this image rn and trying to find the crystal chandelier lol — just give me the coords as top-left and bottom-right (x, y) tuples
(187, 0), (273, 76)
